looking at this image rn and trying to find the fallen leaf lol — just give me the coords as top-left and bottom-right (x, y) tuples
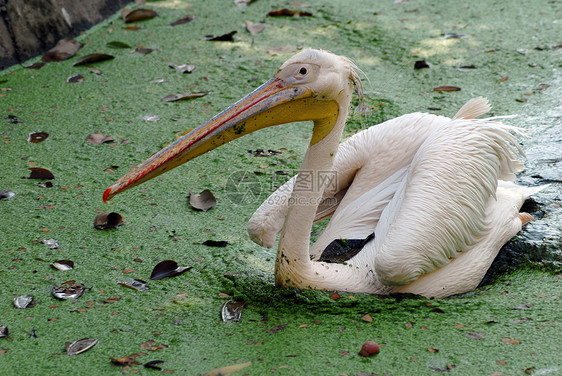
(41, 238), (60, 249)
(170, 15), (195, 26)
(162, 92), (209, 102)
(67, 74), (84, 83)
(428, 347), (439, 353)
(330, 292), (341, 300)
(0, 326), (8, 338)
(514, 303), (533, 310)
(465, 332), (484, 340)
(73, 53), (114, 66)
(0, 191), (16, 200)
(25, 62), (46, 69)
(122, 8), (158, 23)
(202, 361), (252, 376)
(203, 31), (237, 41)
(110, 355), (141, 366)
(52, 283), (85, 300)
(501, 337), (520, 345)
(414, 60), (429, 69)
(67, 338), (98, 355)
(134, 47), (155, 55)
(28, 132), (49, 143)
(268, 8), (312, 17)
(144, 360), (165, 370)
(42, 38), (81, 62)
(444, 33), (467, 39)
(169, 63), (196, 73)
(221, 300), (247, 322)
(86, 133), (114, 145)
(106, 41), (132, 49)
(201, 240), (230, 247)
(28, 167), (55, 180)
(433, 85), (461, 92)
(118, 278), (149, 291)
(248, 149), (281, 156)
(265, 324), (287, 333)
(235, 0), (256, 5)
(94, 212), (123, 230)
(103, 296), (121, 304)
(140, 340), (155, 349)
(189, 189), (216, 211)
(150, 260), (192, 280)
(13, 295), (35, 309)
(361, 314), (373, 322)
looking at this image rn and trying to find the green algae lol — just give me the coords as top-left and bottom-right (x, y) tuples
(1, 0), (560, 375)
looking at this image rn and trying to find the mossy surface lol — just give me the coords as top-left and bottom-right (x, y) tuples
(1, 0), (560, 375)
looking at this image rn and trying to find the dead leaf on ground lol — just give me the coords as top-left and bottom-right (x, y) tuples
(0, 326), (9, 338)
(244, 21), (265, 35)
(52, 283), (85, 300)
(122, 8), (157, 23)
(134, 47), (155, 55)
(25, 62), (46, 69)
(268, 8), (312, 17)
(235, 0), (256, 6)
(106, 41), (132, 49)
(248, 149), (281, 156)
(73, 53), (114, 66)
(94, 212), (123, 230)
(202, 361), (252, 376)
(501, 337), (520, 345)
(28, 132), (49, 143)
(13, 295), (35, 309)
(86, 133), (114, 145)
(201, 240), (230, 247)
(144, 360), (165, 370)
(51, 260), (74, 271)
(110, 354), (142, 366)
(118, 278), (149, 291)
(0, 191), (16, 200)
(41, 238), (59, 249)
(103, 296), (121, 304)
(361, 314), (373, 322)
(67, 74), (85, 83)
(42, 38), (82, 62)
(162, 92), (209, 102)
(28, 167), (55, 180)
(221, 300), (247, 322)
(150, 260), (192, 280)
(169, 63), (196, 73)
(66, 338), (98, 355)
(170, 15), (196, 26)
(265, 324), (287, 333)
(203, 31), (237, 42)
(433, 85), (461, 92)
(189, 189), (216, 211)
(414, 60), (429, 69)
(427, 347), (439, 353)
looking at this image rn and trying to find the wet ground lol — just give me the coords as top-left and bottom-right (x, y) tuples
(0, 0), (560, 375)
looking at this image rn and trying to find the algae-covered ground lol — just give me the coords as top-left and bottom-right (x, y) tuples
(1, 0), (561, 375)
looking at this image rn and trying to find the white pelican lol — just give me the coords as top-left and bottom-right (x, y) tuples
(104, 49), (543, 299)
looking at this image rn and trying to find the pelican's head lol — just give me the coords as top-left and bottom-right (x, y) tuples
(104, 49), (362, 202)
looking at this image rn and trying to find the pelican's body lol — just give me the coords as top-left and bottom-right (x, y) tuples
(105, 49), (542, 299)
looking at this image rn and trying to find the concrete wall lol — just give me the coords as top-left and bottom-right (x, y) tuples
(0, 0), (131, 70)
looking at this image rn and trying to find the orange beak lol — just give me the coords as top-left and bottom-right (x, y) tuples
(103, 75), (339, 203)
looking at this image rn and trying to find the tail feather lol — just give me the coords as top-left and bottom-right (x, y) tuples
(453, 97), (491, 120)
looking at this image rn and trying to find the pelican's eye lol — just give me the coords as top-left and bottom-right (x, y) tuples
(299, 67), (308, 75)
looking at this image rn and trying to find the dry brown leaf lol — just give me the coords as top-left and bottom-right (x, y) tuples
(361, 314), (373, 322)
(42, 38), (81, 62)
(433, 85), (461, 92)
(189, 189), (216, 211)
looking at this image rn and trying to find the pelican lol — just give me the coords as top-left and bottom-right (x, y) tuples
(104, 49), (543, 299)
